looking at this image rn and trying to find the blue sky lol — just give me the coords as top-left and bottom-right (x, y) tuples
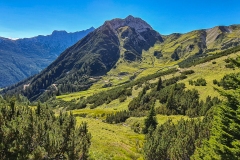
(1, 0), (240, 38)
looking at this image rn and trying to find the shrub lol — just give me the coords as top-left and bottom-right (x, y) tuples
(224, 58), (230, 63)
(225, 64), (235, 68)
(119, 95), (127, 102)
(189, 78), (207, 86)
(213, 79), (218, 85)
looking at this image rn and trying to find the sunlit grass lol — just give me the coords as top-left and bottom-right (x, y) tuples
(126, 114), (192, 127)
(179, 51), (240, 100)
(156, 30), (201, 58)
(76, 117), (144, 160)
(56, 87), (111, 101)
(75, 113), (195, 160)
(71, 98), (132, 118)
(54, 50), (240, 160)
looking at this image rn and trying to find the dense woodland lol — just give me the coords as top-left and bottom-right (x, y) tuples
(0, 98), (91, 160)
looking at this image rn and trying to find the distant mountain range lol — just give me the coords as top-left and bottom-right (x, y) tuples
(2, 15), (240, 101)
(0, 27), (94, 87)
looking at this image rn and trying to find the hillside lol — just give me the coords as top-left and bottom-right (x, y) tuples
(1, 15), (163, 101)
(0, 27), (94, 88)
(1, 15), (240, 159)
(1, 46), (240, 159)
(29, 43), (236, 159)
(1, 16), (240, 102)
(51, 47), (240, 159)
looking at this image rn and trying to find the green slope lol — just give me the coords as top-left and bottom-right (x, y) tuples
(52, 47), (240, 159)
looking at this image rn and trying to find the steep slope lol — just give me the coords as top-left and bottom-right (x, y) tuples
(105, 15), (163, 62)
(206, 25), (240, 50)
(2, 15), (163, 101)
(154, 25), (240, 61)
(0, 27), (94, 87)
(157, 30), (206, 60)
(2, 16), (240, 101)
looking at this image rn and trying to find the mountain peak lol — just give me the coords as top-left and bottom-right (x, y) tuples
(89, 26), (95, 30)
(103, 15), (153, 33)
(51, 30), (68, 36)
(125, 15), (135, 20)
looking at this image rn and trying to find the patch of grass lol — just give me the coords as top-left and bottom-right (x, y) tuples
(126, 114), (191, 127)
(71, 97), (133, 119)
(76, 117), (144, 160)
(74, 113), (193, 160)
(56, 87), (111, 101)
(108, 61), (140, 75)
(107, 42), (176, 84)
(179, 51), (240, 100)
(89, 75), (131, 91)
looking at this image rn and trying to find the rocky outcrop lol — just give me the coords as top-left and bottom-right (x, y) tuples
(206, 26), (231, 45)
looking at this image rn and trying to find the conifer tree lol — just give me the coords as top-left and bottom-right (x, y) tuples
(157, 77), (163, 91)
(143, 106), (158, 134)
(0, 100), (91, 159)
(10, 97), (15, 118)
(37, 101), (41, 115)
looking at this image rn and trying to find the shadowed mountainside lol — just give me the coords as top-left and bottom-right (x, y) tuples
(0, 27), (94, 87)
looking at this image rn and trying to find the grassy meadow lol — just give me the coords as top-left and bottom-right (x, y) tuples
(54, 49), (240, 159)
(76, 117), (144, 160)
(179, 51), (240, 100)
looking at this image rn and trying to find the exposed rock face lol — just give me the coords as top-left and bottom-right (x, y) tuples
(101, 15), (163, 61)
(206, 26), (232, 45)
(205, 25), (240, 50)
(104, 15), (153, 33)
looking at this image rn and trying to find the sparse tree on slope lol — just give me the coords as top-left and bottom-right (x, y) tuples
(143, 106), (158, 134)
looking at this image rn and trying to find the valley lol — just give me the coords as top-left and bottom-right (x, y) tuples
(52, 49), (240, 159)
(1, 15), (240, 160)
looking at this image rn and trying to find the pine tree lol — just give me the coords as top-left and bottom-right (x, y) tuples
(157, 77), (163, 91)
(37, 101), (41, 116)
(143, 106), (158, 134)
(166, 87), (176, 112)
(10, 97), (16, 118)
(0, 100), (91, 159)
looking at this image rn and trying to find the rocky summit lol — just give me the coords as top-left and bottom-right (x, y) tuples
(103, 15), (153, 32)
